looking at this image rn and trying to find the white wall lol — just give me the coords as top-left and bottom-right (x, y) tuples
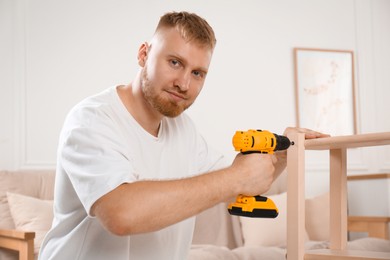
(1, 0), (389, 200)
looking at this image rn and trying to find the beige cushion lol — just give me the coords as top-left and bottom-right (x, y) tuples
(305, 192), (330, 241)
(0, 170), (55, 231)
(189, 245), (239, 260)
(238, 191), (333, 247)
(6, 192), (54, 254)
(192, 202), (243, 249)
(240, 192), (310, 247)
(232, 246), (286, 260)
(347, 237), (390, 252)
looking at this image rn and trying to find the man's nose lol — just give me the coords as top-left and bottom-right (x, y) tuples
(174, 71), (191, 91)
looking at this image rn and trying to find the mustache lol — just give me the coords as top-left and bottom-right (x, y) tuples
(165, 88), (188, 100)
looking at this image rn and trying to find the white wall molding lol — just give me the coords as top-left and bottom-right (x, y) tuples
(13, 0), (26, 169)
(12, 0), (55, 169)
(354, 0), (377, 134)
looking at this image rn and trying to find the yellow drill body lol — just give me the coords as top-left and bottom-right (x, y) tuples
(232, 129), (279, 154)
(228, 129), (291, 218)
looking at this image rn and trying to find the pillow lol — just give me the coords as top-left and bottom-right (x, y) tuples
(240, 192), (310, 247)
(305, 192), (329, 241)
(347, 237), (390, 252)
(6, 192), (54, 254)
(188, 245), (238, 260)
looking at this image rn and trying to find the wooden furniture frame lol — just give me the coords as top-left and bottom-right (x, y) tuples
(348, 216), (390, 240)
(286, 132), (390, 260)
(0, 229), (34, 260)
(348, 173), (390, 240)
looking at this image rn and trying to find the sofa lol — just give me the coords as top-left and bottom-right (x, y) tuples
(0, 170), (55, 260)
(1, 169), (389, 260)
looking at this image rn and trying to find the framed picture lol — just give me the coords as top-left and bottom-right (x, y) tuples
(293, 48), (357, 136)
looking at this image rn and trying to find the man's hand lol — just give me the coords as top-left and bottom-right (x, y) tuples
(283, 127), (330, 140)
(230, 152), (276, 196)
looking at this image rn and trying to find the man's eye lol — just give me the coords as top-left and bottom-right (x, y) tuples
(193, 71), (205, 78)
(170, 60), (180, 67)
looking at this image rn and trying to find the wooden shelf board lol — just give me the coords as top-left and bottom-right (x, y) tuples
(347, 173), (390, 181)
(305, 249), (390, 260)
(348, 216), (390, 223)
(304, 132), (390, 150)
(0, 229), (35, 240)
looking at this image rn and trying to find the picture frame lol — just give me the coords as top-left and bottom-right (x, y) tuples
(293, 48), (357, 136)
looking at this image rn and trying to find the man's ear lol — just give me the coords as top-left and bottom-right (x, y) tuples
(137, 42), (149, 67)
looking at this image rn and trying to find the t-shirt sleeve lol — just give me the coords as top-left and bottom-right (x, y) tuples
(59, 106), (137, 215)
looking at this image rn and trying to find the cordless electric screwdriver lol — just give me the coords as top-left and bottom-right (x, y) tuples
(227, 129), (292, 218)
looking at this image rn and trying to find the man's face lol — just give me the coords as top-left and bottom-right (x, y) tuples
(140, 28), (213, 117)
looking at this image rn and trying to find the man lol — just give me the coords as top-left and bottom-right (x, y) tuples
(39, 11), (327, 259)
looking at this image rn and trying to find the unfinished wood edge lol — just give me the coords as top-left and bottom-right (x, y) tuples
(348, 216), (390, 239)
(305, 249), (390, 260)
(305, 132), (390, 150)
(347, 173), (390, 181)
(19, 238), (35, 260)
(287, 132), (306, 260)
(0, 229), (35, 240)
(329, 148), (348, 250)
(0, 236), (34, 252)
(348, 216), (390, 223)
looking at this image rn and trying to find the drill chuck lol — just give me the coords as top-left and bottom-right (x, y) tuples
(274, 134), (291, 151)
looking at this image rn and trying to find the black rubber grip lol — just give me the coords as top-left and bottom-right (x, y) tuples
(228, 207), (278, 218)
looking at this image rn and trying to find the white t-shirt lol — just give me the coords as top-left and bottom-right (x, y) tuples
(39, 86), (225, 260)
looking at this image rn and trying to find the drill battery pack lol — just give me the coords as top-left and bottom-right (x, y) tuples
(228, 195), (279, 218)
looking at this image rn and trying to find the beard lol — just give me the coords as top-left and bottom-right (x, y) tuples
(140, 66), (192, 118)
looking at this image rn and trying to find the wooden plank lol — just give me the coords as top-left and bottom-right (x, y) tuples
(329, 148), (348, 250)
(0, 236), (34, 260)
(305, 249), (390, 260)
(19, 238), (34, 260)
(0, 229), (35, 260)
(0, 236), (22, 251)
(0, 229), (35, 240)
(287, 132), (306, 260)
(305, 132), (390, 150)
(348, 216), (390, 239)
(348, 216), (390, 223)
(347, 173), (390, 181)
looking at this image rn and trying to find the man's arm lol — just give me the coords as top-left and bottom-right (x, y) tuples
(91, 152), (275, 236)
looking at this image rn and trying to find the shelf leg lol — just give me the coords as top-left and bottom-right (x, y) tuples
(329, 148), (348, 250)
(287, 133), (306, 260)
